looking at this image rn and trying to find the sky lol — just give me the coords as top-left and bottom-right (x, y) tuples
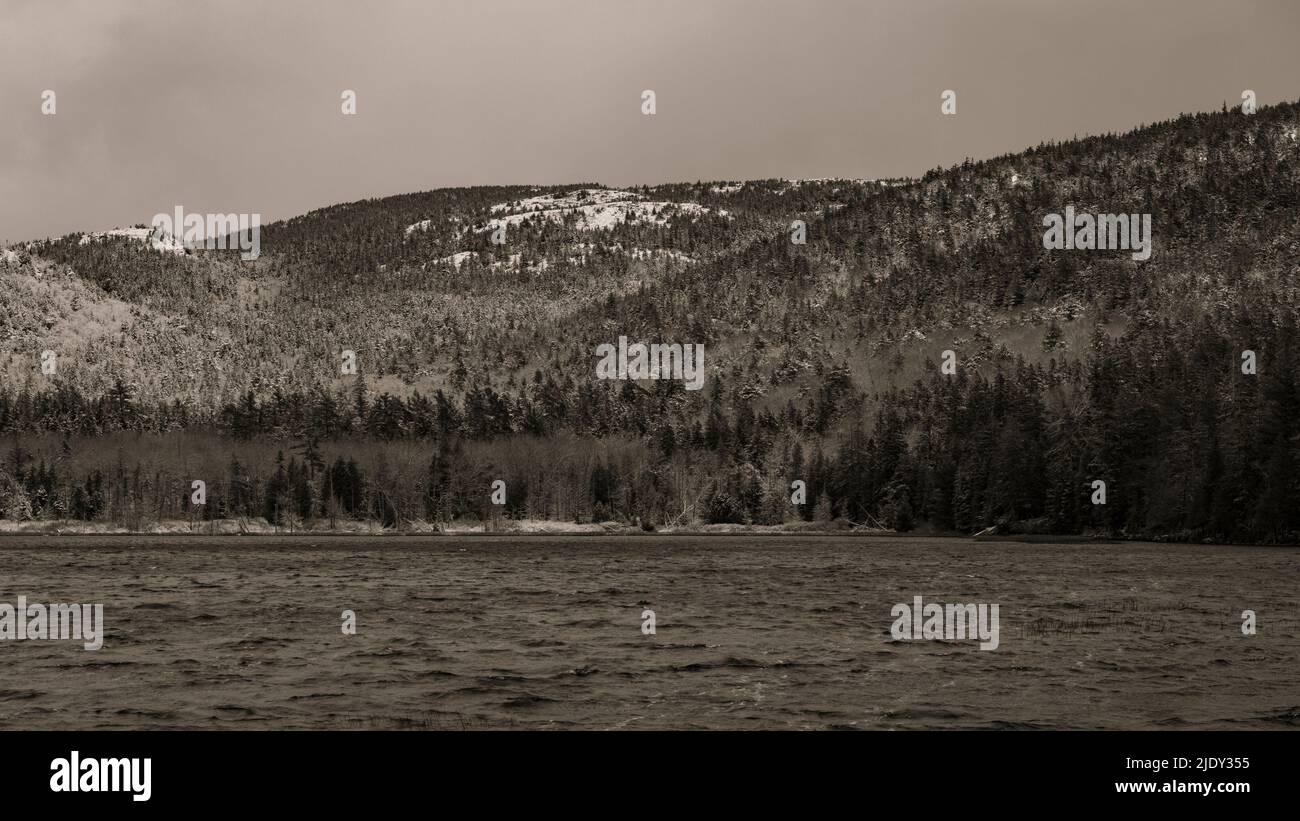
(2, 0), (1298, 241)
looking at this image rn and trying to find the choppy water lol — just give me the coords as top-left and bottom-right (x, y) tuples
(0, 535), (1296, 730)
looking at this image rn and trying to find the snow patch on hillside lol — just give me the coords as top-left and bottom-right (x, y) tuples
(473, 189), (726, 235)
(628, 247), (695, 263)
(781, 177), (879, 188)
(407, 189), (722, 238)
(431, 251), (477, 268)
(430, 243), (695, 272)
(407, 188), (716, 271)
(489, 188), (638, 215)
(78, 227), (186, 255)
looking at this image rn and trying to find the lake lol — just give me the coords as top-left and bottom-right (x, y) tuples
(0, 535), (1296, 729)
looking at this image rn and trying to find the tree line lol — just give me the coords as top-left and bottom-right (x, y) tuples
(3, 309), (1297, 542)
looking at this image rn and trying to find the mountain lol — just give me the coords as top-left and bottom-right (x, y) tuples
(2, 101), (1299, 541)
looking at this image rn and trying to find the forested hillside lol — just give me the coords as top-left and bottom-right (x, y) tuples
(3, 101), (1298, 541)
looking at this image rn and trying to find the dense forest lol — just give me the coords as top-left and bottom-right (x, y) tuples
(2, 101), (1298, 541)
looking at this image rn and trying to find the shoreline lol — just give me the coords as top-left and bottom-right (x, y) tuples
(0, 517), (885, 538)
(0, 519), (1291, 547)
(0, 524), (1290, 548)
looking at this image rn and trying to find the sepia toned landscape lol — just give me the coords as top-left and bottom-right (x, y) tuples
(2, 0), (1298, 745)
(3, 101), (1300, 543)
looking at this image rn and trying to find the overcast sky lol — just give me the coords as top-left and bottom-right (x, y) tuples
(2, 0), (1298, 241)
